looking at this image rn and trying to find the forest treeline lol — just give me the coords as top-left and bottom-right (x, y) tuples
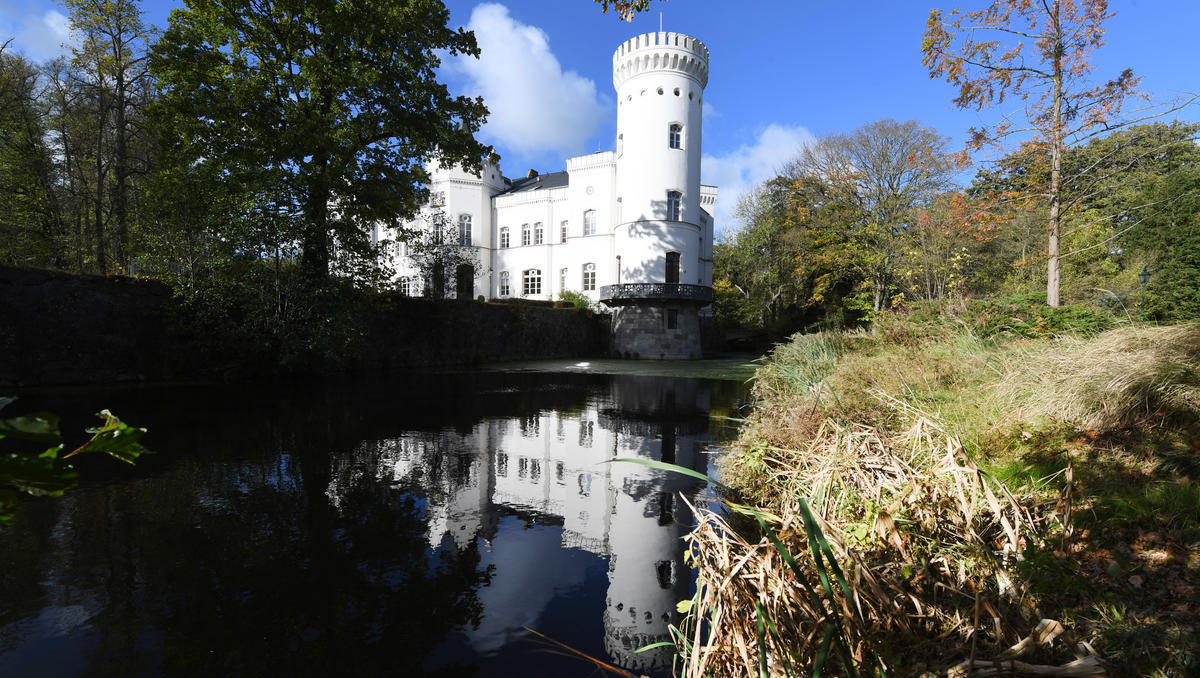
(714, 118), (1200, 335)
(0, 0), (490, 364)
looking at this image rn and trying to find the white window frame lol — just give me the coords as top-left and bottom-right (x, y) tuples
(499, 271), (510, 296)
(534, 222), (544, 245)
(583, 209), (596, 236)
(521, 223), (531, 246)
(668, 123), (682, 149)
(523, 268), (542, 296)
(560, 267), (568, 292)
(666, 191), (681, 221)
(560, 220), (568, 243)
(582, 263), (596, 291)
(458, 213), (472, 246)
(499, 226), (510, 248)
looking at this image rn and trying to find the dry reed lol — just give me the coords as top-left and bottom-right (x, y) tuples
(676, 405), (1089, 677)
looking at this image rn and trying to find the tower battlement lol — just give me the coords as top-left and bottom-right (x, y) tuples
(612, 32), (709, 90)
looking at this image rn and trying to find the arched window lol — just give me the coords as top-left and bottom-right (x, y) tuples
(499, 271), (510, 296)
(499, 226), (510, 248)
(521, 223), (531, 246)
(458, 214), (472, 245)
(583, 209), (596, 236)
(666, 191), (682, 221)
(668, 123), (682, 149)
(523, 269), (542, 296)
(582, 263), (596, 291)
(534, 222), (544, 245)
(560, 267), (568, 292)
(665, 251), (680, 283)
(560, 220), (569, 243)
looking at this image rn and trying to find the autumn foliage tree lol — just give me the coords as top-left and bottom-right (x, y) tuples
(922, 0), (1145, 306)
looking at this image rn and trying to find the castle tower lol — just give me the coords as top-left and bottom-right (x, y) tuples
(601, 32), (714, 360)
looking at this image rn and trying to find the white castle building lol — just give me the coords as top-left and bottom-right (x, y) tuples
(378, 32), (717, 359)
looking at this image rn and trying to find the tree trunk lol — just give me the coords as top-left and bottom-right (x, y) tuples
(302, 168), (331, 282)
(1046, 1), (1064, 307)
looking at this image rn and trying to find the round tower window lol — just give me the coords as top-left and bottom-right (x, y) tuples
(674, 87), (680, 96)
(688, 91), (694, 100)
(657, 87), (663, 95)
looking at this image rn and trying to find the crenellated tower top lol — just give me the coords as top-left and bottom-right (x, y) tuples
(612, 32), (709, 90)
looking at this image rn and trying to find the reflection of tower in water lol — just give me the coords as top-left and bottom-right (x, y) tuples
(324, 375), (715, 674)
(603, 421), (698, 672)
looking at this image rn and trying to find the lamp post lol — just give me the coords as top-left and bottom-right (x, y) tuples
(1139, 267), (1151, 319)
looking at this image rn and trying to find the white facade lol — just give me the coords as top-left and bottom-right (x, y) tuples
(382, 32), (717, 304)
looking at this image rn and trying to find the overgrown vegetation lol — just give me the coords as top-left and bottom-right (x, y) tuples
(0, 398), (151, 526)
(672, 305), (1199, 676)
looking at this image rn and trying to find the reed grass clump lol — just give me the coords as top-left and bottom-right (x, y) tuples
(676, 408), (1067, 677)
(1004, 323), (1200, 431)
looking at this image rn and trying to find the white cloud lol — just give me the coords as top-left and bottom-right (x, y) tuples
(450, 3), (606, 161)
(0, 3), (72, 62)
(701, 123), (814, 234)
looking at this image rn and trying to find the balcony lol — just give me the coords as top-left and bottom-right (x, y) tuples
(599, 283), (713, 306)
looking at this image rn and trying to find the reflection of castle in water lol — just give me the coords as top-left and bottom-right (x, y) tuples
(325, 376), (714, 673)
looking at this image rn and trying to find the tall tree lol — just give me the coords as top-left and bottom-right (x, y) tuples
(0, 44), (63, 267)
(920, 1), (1187, 306)
(786, 119), (960, 313)
(65, 0), (156, 273)
(151, 0), (491, 283)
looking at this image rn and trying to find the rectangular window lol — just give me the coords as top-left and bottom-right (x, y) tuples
(499, 271), (510, 296)
(431, 190), (445, 206)
(666, 191), (681, 221)
(583, 210), (596, 236)
(582, 263), (596, 291)
(523, 269), (542, 296)
(560, 221), (568, 243)
(458, 214), (472, 246)
(521, 224), (531, 246)
(560, 267), (567, 292)
(496, 452), (508, 477)
(667, 308), (679, 329)
(668, 124), (682, 149)
(534, 222), (544, 245)
(499, 227), (509, 248)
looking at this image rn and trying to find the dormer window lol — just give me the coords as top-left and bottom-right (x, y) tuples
(668, 124), (682, 149)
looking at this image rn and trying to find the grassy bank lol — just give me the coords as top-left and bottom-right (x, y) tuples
(674, 299), (1198, 677)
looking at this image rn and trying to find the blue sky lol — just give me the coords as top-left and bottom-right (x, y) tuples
(3, 0), (1197, 231)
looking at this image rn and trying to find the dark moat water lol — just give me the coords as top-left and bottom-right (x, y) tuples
(0, 366), (750, 677)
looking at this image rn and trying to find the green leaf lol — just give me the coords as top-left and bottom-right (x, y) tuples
(0, 489), (17, 527)
(0, 451), (79, 496)
(634, 641), (675, 654)
(64, 410), (151, 464)
(608, 457), (728, 490)
(0, 412), (62, 444)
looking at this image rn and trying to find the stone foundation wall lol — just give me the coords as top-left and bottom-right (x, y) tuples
(610, 303), (702, 360)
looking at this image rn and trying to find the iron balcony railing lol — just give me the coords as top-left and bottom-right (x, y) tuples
(599, 283), (713, 305)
